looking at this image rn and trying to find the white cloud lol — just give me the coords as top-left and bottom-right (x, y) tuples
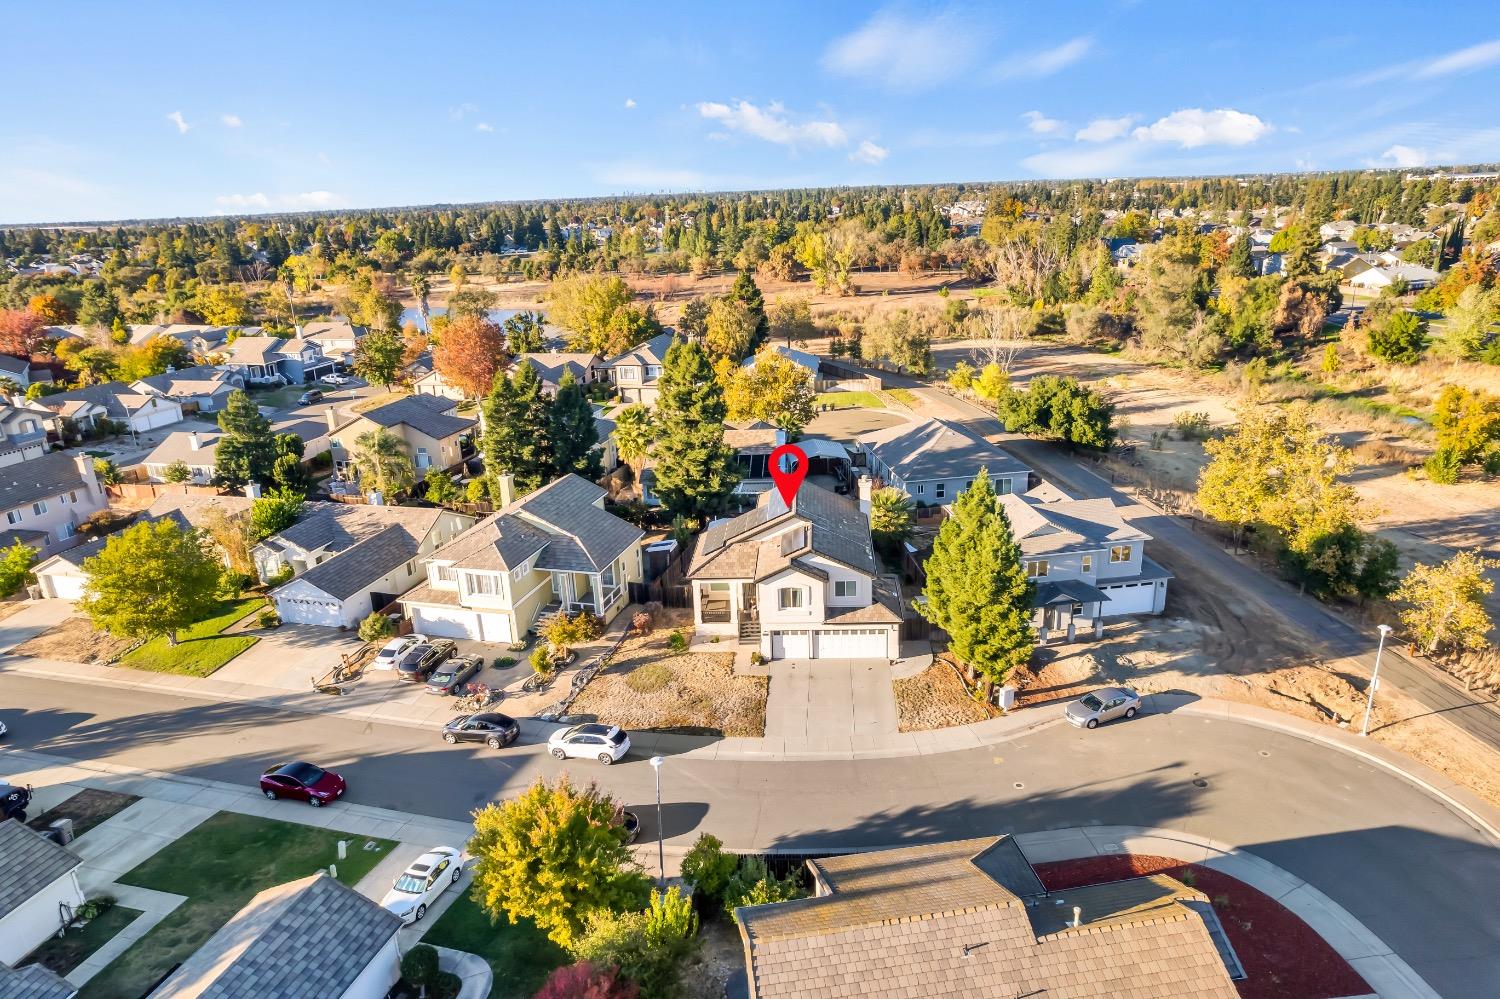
(849, 140), (889, 164)
(991, 36), (1092, 80)
(1413, 38), (1500, 78)
(1132, 108), (1271, 148)
(623, 98), (637, 109)
(448, 102), (479, 120)
(823, 9), (980, 91)
(1380, 144), (1429, 168)
(696, 100), (847, 149)
(166, 111), (190, 134)
(1022, 111), (1063, 135)
(1075, 115), (1135, 143)
(475, 122), (494, 132)
(215, 192), (271, 210)
(214, 190), (343, 212)
(220, 113), (242, 128)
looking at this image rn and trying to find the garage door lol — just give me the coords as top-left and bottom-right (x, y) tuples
(137, 407), (178, 431)
(43, 572), (87, 601)
(769, 630), (810, 659)
(814, 628), (889, 659)
(411, 606), (482, 640)
(276, 594), (345, 627)
(1098, 582), (1156, 615)
(480, 613), (512, 643)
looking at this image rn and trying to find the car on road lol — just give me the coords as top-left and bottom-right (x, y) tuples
(372, 634), (426, 670)
(379, 846), (462, 924)
(619, 808), (640, 844)
(297, 388), (324, 405)
(322, 373), (352, 386)
(548, 723), (630, 765)
(259, 761), (346, 806)
(442, 712), (520, 748)
(396, 640), (456, 683)
(427, 654), (483, 695)
(1065, 686), (1141, 729)
(1, 781), (32, 822)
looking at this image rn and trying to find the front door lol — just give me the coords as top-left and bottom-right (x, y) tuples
(740, 583), (757, 616)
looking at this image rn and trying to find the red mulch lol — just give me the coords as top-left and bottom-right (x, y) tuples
(1032, 855), (1371, 999)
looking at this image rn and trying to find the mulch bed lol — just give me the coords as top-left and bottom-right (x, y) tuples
(27, 788), (140, 839)
(893, 655), (996, 731)
(1031, 855), (1370, 999)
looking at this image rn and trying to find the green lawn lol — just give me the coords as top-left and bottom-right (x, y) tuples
(881, 387), (921, 409)
(815, 390), (885, 410)
(118, 598), (264, 677)
(422, 893), (567, 999)
(22, 905), (143, 977)
(79, 813), (395, 999)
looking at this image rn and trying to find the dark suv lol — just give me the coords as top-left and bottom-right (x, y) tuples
(396, 639), (457, 682)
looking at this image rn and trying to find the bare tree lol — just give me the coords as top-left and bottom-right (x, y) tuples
(989, 239), (1060, 301)
(965, 306), (1028, 372)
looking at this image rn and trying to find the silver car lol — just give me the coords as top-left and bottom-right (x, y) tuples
(1065, 686), (1141, 729)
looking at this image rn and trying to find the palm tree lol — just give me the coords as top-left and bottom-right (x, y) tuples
(351, 428), (416, 498)
(410, 272), (431, 331)
(612, 405), (655, 485)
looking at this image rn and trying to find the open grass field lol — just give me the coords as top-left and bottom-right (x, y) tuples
(815, 390), (884, 410)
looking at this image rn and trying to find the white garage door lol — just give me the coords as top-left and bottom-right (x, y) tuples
(411, 606), (482, 640)
(814, 628), (889, 659)
(769, 630), (810, 659)
(43, 572), (87, 601)
(276, 594), (345, 627)
(1099, 582), (1156, 615)
(480, 613), (512, 643)
(136, 407), (178, 431)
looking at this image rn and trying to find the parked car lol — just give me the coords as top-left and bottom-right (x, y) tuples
(298, 388), (323, 405)
(259, 761), (346, 806)
(322, 373), (352, 386)
(442, 712), (520, 748)
(1, 781), (32, 822)
(427, 654), (483, 695)
(548, 723), (630, 765)
(379, 846), (462, 924)
(1065, 686), (1142, 729)
(619, 809), (640, 844)
(372, 634), (426, 670)
(396, 640), (457, 682)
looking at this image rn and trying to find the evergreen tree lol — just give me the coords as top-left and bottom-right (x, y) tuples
(651, 339), (740, 517)
(481, 362), (554, 492)
(550, 371), (603, 482)
(215, 389), (277, 488)
(1226, 234), (1255, 278)
(917, 473), (1034, 693)
(730, 270), (768, 343)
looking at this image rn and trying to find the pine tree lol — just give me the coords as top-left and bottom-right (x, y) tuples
(917, 473), (1034, 692)
(730, 270), (768, 344)
(549, 370), (603, 482)
(1227, 234), (1255, 278)
(651, 339), (740, 517)
(481, 362), (554, 492)
(215, 389), (276, 488)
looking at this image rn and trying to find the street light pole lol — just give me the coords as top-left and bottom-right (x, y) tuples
(1360, 624), (1393, 737)
(649, 756), (665, 889)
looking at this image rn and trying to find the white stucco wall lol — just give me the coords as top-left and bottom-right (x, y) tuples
(0, 871), (85, 965)
(337, 934), (401, 999)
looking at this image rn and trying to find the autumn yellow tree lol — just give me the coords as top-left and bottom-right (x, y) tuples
(1395, 551), (1498, 658)
(722, 347), (816, 434)
(703, 296), (757, 360)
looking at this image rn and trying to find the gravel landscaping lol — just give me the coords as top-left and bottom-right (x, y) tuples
(893, 656), (995, 731)
(570, 629), (768, 737)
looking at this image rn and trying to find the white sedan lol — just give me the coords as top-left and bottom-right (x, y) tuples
(380, 846), (463, 924)
(371, 634), (427, 670)
(322, 372), (353, 386)
(548, 723), (631, 765)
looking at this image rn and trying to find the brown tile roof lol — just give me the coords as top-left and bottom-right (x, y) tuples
(736, 837), (1238, 999)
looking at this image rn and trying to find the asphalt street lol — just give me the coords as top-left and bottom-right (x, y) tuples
(2, 674), (1497, 997)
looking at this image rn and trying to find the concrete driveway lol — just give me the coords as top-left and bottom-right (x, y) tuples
(763, 659), (898, 742)
(0, 599), (74, 654)
(212, 623), (364, 689)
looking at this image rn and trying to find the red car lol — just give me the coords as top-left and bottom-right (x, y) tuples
(259, 761), (346, 807)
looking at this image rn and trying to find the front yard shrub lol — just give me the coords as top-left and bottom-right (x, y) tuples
(357, 611), (395, 643)
(494, 655), (516, 667)
(667, 631), (688, 654)
(681, 834), (737, 908)
(530, 645), (553, 675)
(266, 564), (294, 587)
(722, 857), (804, 919)
(1171, 411), (1212, 440)
(75, 895), (117, 921)
(220, 571), (254, 598)
(256, 608), (281, 629)
(631, 610), (653, 635)
(571, 888), (699, 999)
(535, 963), (637, 999)
(400, 944), (439, 988)
(749, 651), (767, 666)
(1424, 448), (1462, 484)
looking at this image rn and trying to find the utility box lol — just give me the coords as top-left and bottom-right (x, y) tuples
(996, 686), (1017, 712)
(49, 817), (75, 845)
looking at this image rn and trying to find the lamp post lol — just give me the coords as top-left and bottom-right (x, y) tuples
(1360, 624), (1393, 737)
(649, 756), (665, 888)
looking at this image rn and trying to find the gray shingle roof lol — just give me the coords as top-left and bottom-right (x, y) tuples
(688, 485), (879, 579)
(861, 417), (1030, 484)
(142, 431), (222, 467)
(605, 331), (675, 368)
(132, 365), (235, 398)
(350, 395), (476, 440)
(998, 494), (1148, 557)
(285, 523), (419, 600)
(0, 962), (77, 999)
(0, 451), (91, 512)
(0, 819), (82, 920)
(151, 873), (401, 999)
(35, 382), (172, 422)
(513, 475), (643, 572)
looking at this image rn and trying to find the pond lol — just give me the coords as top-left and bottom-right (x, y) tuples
(398, 306), (545, 331)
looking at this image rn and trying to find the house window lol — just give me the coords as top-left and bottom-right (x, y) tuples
(645, 365), (662, 379)
(464, 572), (499, 596)
(934, 482), (946, 499)
(617, 367), (638, 381)
(32, 500), (47, 515)
(1081, 554), (1093, 573)
(1027, 560), (1049, 578)
(59, 522), (76, 539)
(833, 580), (857, 598)
(915, 483), (925, 495)
(405, 561), (415, 575)
(6, 510), (22, 525)
(511, 566), (526, 582)
(1109, 545), (1132, 563)
(778, 587), (805, 610)
(997, 478), (1012, 495)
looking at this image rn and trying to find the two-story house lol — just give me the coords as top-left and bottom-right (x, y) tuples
(515, 351), (603, 395)
(0, 400), (57, 466)
(603, 332), (674, 406)
(129, 364), (244, 413)
(327, 395), (477, 481)
(860, 418), (1031, 505)
(298, 319), (366, 368)
(684, 481), (902, 661)
(0, 451), (106, 556)
(217, 334), (334, 384)
(399, 474), (644, 644)
(998, 491), (1171, 637)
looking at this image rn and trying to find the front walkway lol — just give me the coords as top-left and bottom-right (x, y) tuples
(0, 599), (73, 653)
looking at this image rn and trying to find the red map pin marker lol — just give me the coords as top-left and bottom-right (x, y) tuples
(768, 443), (808, 507)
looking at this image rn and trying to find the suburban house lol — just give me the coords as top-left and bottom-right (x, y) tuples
(603, 332), (674, 406)
(411, 367), (465, 401)
(129, 364), (243, 413)
(0, 400), (56, 464)
(0, 353), (51, 389)
(299, 319), (365, 367)
(516, 351), (603, 395)
(35, 382), (184, 434)
(0, 452), (106, 555)
(151, 873), (402, 999)
(328, 395), (477, 481)
(0, 819), (87, 967)
(735, 836), (1239, 999)
(999, 490), (1172, 637)
(123, 323), (235, 355)
(140, 429), (223, 484)
(261, 503), (473, 629)
(684, 481), (902, 660)
(400, 473), (644, 643)
(216, 334), (334, 384)
(641, 424), (850, 505)
(860, 418), (1031, 505)
(1348, 262), (1440, 291)
(0, 961), (75, 999)
(739, 343), (824, 389)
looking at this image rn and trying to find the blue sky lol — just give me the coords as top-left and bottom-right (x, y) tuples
(4, 1), (1500, 224)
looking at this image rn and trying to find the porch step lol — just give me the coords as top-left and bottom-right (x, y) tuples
(738, 620), (761, 642)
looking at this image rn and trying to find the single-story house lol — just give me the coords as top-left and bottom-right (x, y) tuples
(603, 332), (675, 406)
(129, 365), (244, 413)
(1348, 263), (1440, 291)
(0, 451), (107, 557)
(139, 429), (222, 484)
(328, 395), (477, 480)
(860, 417), (1031, 504)
(151, 873), (402, 999)
(735, 835), (1239, 999)
(35, 382), (184, 434)
(0, 819), (87, 967)
(123, 323), (236, 354)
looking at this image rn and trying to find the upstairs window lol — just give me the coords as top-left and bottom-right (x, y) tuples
(1027, 560), (1049, 578)
(1109, 545), (1132, 563)
(777, 587), (804, 610)
(833, 580), (857, 598)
